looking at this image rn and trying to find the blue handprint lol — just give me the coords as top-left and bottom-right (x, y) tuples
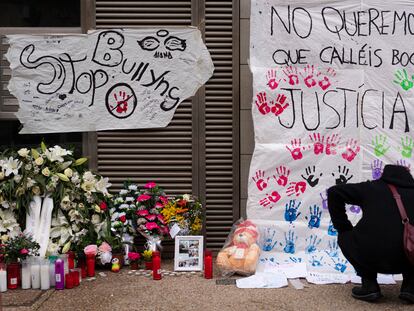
(262, 228), (279, 252)
(305, 234), (321, 254)
(326, 239), (339, 257)
(328, 221), (338, 236)
(283, 230), (297, 254)
(306, 205), (322, 229)
(309, 255), (324, 267)
(284, 199), (301, 223)
(260, 257), (278, 264)
(288, 256), (302, 263)
(330, 257), (348, 273)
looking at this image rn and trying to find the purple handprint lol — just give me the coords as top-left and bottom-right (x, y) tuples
(320, 190), (328, 210)
(371, 159), (383, 180)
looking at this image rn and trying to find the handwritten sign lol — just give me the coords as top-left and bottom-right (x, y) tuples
(6, 28), (214, 133)
(248, 0), (414, 281)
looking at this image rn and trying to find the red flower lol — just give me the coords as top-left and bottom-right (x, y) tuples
(157, 214), (166, 224)
(145, 222), (159, 230)
(146, 214), (156, 221)
(99, 201), (108, 211)
(20, 248), (29, 255)
(159, 196), (168, 204)
(137, 210), (149, 216)
(119, 215), (127, 223)
(144, 182), (157, 189)
(128, 252), (140, 261)
(137, 194), (151, 202)
(177, 199), (187, 207)
(155, 202), (164, 208)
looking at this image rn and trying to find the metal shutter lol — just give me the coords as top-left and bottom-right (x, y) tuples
(204, 0), (239, 250)
(94, 0), (238, 250)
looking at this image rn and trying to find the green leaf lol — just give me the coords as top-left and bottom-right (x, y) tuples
(40, 141), (47, 152)
(74, 158), (88, 166)
(31, 148), (40, 159)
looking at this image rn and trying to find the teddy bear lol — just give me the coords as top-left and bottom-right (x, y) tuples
(216, 220), (261, 276)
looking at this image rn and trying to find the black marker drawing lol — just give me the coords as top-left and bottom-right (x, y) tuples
(137, 29), (186, 59)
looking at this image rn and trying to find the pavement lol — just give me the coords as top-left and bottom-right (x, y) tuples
(0, 261), (413, 311)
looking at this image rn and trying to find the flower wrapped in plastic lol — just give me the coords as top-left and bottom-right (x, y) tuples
(135, 182), (169, 251)
(161, 194), (203, 236)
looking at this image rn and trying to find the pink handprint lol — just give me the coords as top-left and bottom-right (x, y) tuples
(252, 170), (269, 191)
(317, 67), (336, 91)
(255, 92), (271, 115)
(286, 139), (304, 160)
(273, 166), (290, 187)
(325, 134), (340, 155)
(259, 191), (281, 209)
(283, 66), (300, 86)
(309, 133), (325, 155)
(266, 69), (281, 90)
(286, 181), (307, 197)
(270, 94), (289, 116)
(341, 138), (360, 162)
(300, 65), (318, 88)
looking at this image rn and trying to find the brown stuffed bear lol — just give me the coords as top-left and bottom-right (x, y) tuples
(216, 220), (261, 276)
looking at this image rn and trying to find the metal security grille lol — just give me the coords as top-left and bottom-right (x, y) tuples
(204, 0), (238, 249)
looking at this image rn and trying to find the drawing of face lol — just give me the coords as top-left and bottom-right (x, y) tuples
(137, 29), (187, 59)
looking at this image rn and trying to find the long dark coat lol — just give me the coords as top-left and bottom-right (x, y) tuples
(327, 165), (414, 273)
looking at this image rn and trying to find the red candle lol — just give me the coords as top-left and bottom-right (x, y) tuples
(65, 273), (73, 289)
(77, 257), (87, 279)
(71, 270), (80, 287)
(86, 254), (95, 277)
(7, 263), (21, 289)
(204, 250), (213, 279)
(152, 251), (161, 280)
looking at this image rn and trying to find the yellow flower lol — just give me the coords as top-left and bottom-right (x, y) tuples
(1, 235), (9, 243)
(35, 157), (44, 166)
(42, 167), (50, 176)
(142, 250), (153, 261)
(32, 186), (41, 195)
(62, 241), (71, 253)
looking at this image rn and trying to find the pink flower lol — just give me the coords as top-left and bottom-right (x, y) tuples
(98, 242), (112, 253)
(145, 222), (160, 231)
(137, 194), (151, 202)
(144, 182), (156, 189)
(160, 226), (169, 235)
(155, 202), (164, 208)
(146, 214), (156, 221)
(84, 244), (98, 256)
(157, 214), (166, 224)
(128, 252), (140, 261)
(159, 196), (168, 204)
(137, 209), (149, 216)
(20, 248), (29, 255)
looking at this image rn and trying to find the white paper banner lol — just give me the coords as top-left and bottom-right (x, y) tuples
(6, 28), (214, 133)
(248, 0), (414, 282)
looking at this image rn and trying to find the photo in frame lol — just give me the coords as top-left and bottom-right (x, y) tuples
(174, 236), (204, 271)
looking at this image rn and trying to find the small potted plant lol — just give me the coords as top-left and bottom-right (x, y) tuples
(142, 249), (153, 270)
(0, 233), (39, 289)
(127, 251), (141, 270)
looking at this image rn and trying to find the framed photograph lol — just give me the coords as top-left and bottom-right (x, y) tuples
(174, 236), (204, 271)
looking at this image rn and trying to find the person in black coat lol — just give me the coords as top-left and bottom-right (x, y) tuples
(327, 164), (414, 303)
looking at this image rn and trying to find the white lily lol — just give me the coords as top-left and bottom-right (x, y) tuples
(2, 157), (22, 176)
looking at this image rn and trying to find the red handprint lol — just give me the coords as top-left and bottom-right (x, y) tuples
(286, 139), (304, 160)
(326, 134), (340, 155)
(259, 191), (281, 209)
(255, 92), (271, 115)
(300, 65), (318, 88)
(317, 67), (336, 91)
(270, 94), (289, 116)
(282, 66), (300, 86)
(113, 91), (131, 113)
(341, 138), (360, 162)
(266, 69), (281, 90)
(309, 133), (325, 155)
(252, 170), (269, 192)
(273, 166), (290, 187)
(286, 181), (307, 197)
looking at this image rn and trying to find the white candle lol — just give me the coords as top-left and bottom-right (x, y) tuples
(31, 262), (40, 289)
(21, 261), (31, 289)
(0, 269), (7, 292)
(49, 262), (56, 287)
(40, 261), (50, 290)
